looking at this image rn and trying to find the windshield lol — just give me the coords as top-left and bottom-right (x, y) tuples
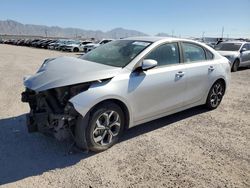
(65, 41), (77, 44)
(100, 40), (111, 44)
(69, 41), (80, 45)
(80, 40), (152, 67)
(215, 43), (242, 51)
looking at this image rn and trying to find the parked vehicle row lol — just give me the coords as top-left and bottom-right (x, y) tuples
(84, 39), (114, 52)
(0, 38), (114, 52)
(1, 37), (249, 71)
(1, 38), (56, 48)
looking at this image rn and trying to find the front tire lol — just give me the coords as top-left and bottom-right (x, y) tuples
(73, 47), (79, 52)
(206, 81), (225, 110)
(231, 59), (239, 72)
(76, 102), (125, 152)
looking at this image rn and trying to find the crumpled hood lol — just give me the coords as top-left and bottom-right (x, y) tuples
(217, 51), (239, 57)
(24, 56), (122, 92)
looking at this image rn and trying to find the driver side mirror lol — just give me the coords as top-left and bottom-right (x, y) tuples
(141, 59), (157, 71)
(240, 48), (247, 53)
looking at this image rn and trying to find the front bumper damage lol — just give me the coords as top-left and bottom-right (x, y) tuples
(21, 88), (79, 141)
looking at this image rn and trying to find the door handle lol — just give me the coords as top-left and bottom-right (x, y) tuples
(208, 66), (215, 71)
(176, 71), (185, 78)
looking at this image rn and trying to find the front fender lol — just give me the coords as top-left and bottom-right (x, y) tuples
(69, 81), (133, 126)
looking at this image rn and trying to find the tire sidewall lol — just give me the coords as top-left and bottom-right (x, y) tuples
(232, 59), (239, 72)
(86, 103), (125, 152)
(206, 81), (225, 110)
(73, 47), (79, 52)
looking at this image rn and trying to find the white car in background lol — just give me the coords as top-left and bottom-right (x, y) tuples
(84, 39), (114, 52)
(22, 37), (230, 152)
(62, 41), (92, 52)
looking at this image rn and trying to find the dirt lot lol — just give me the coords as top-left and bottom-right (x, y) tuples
(0, 44), (249, 188)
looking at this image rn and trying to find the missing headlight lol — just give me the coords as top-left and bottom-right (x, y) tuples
(52, 82), (91, 107)
(51, 78), (112, 107)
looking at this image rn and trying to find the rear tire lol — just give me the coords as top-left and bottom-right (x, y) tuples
(206, 81), (225, 110)
(231, 59), (239, 72)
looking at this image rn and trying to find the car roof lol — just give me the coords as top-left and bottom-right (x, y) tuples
(220, 41), (248, 44)
(123, 36), (175, 42)
(122, 36), (196, 43)
(100, 39), (114, 41)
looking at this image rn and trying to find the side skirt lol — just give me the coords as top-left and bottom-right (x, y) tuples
(131, 99), (205, 128)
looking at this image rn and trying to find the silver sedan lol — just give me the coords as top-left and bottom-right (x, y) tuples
(215, 41), (250, 72)
(22, 37), (231, 152)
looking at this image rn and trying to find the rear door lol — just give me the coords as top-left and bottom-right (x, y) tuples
(181, 42), (216, 105)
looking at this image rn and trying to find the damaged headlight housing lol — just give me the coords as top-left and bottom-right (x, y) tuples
(53, 82), (91, 106)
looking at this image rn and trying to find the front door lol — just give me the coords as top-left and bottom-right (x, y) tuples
(241, 44), (250, 66)
(129, 42), (187, 122)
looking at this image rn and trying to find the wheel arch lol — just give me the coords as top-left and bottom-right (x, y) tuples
(204, 77), (227, 103)
(205, 78), (227, 109)
(234, 57), (240, 62)
(233, 57), (240, 64)
(89, 98), (131, 130)
(231, 57), (240, 70)
(214, 78), (226, 90)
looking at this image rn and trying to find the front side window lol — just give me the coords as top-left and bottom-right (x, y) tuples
(242, 44), (250, 51)
(242, 44), (247, 50)
(82, 42), (91, 45)
(182, 43), (206, 62)
(100, 40), (111, 44)
(145, 43), (180, 66)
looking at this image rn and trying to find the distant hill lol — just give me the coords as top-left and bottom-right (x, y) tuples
(0, 20), (147, 39)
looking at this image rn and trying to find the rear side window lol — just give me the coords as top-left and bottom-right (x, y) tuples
(241, 44), (248, 50)
(145, 43), (180, 66)
(182, 43), (206, 62)
(246, 44), (250, 50)
(205, 49), (214, 60)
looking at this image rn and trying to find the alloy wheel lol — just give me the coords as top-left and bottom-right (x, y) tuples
(92, 110), (121, 146)
(210, 82), (224, 108)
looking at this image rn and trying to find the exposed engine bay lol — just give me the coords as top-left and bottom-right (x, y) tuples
(21, 83), (90, 140)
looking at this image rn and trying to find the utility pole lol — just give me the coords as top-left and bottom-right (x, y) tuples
(202, 31), (205, 41)
(44, 29), (48, 38)
(75, 30), (77, 39)
(171, 30), (174, 37)
(221, 26), (224, 39)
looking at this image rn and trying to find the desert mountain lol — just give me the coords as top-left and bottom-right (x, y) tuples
(0, 20), (147, 39)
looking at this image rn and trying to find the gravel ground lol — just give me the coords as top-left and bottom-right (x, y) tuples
(0, 44), (249, 188)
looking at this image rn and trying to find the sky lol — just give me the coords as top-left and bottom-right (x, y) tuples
(0, 0), (250, 38)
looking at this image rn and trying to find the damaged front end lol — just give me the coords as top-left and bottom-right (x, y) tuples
(21, 83), (90, 140)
